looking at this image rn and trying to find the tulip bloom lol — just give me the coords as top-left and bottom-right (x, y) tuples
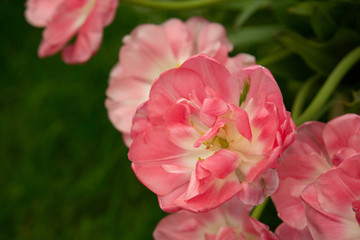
(105, 17), (255, 146)
(25, 0), (118, 64)
(275, 223), (314, 240)
(153, 197), (278, 240)
(129, 55), (295, 212)
(301, 154), (360, 239)
(272, 114), (360, 230)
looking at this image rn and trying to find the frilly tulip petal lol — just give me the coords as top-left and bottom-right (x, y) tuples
(201, 98), (229, 117)
(25, 0), (118, 63)
(323, 114), (360, 165)
(153, 197), (278, 240)
(272, 178), (309, 229)
(229, 104), (252, 142)
(213, 227), (238, 240)
(163, 19), (193, 62)
(147, 67), (206, 125)
(275, 223), (314, 240)
(237, 169), (279, 205)
(106, 73), (150, 135)
(131, 163), (190, 197)
(129, 55), (295, 212)
(225, 53), (256, 74)
(105, 17), (254, 146)
(157, 183), (188, 213)
(197, 149), (239, 179)
(180, 54), (236, 104)
(25, 0), (63, 27)
(272, 114), (360, 232)
(301, 154), (360, 239)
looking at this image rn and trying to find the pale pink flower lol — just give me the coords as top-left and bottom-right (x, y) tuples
(271, 114), (360, 230)
(25, 0), (118, 64)
(301, 154), (360, 239)
(128, 55), (296, 212)
(153, 197), (278, 240)
(275, 223), (314, 240)
(105, 17), (255, 146)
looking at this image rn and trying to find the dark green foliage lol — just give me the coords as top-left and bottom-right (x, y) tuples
(239, 81), (250, 106)
(1, 0), (359, 239)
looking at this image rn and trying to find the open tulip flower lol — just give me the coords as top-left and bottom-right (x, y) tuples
(105, 17), (255, 146)
(272, 114), (360, 233)
(300, 154), (360, 240)
(25, 0), (118, 64)
(153, 197), (278, 240)
(128, 54), (296, 213)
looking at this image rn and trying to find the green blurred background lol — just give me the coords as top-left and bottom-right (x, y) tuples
(1, 1), (172, 239)
(1, 0), (359, 239)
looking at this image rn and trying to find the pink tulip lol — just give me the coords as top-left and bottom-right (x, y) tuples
(271, 114), (360, 231)
(105, 17), (255, 146)
(25, 0), (118, 64)
(275, 223), (314, 240)
(301, 154), (360, 239)
(153, 197), (278, 240)
(128, 55), (295, 212)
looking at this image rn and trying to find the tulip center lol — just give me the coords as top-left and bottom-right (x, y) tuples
(201, 124), (230, 150)
(192, 108), (264, 180)
(203, 136), (229, 149)
(198, 81), (253, 154)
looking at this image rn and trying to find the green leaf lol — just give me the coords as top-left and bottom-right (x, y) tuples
(277, 28), (360, 75)
(311, 5), (337, 40)
(329, 91), (360, 119)
(239, 81), (250, 106)
(287, 1), (318, 16)
(271, 0), (314, 37)
(277, 31), (334, 74)
(344, 90), (360, 107)
(234, 0), (270, 27)
(228, 25), (284, 47)
(288, 1), (355, 40)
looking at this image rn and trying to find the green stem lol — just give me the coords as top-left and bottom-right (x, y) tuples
(257, 49), (292, 66)
(291, 75), (320, 120)
(121, 0), (230, 10)
(295, 46), (360, 125)
(251, 197), (270, 219)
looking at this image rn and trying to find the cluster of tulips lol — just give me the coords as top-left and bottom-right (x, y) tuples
(25, 0), (360, 239)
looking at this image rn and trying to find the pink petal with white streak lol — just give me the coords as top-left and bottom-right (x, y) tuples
(272, 121), (330, 230)
(301, 154), (360, 239)
(323, 114), (360, 165)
